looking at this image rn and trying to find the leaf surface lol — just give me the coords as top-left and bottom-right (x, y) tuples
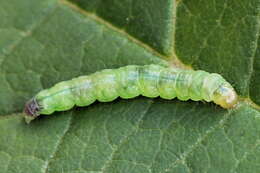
(0, 0), (259, 173)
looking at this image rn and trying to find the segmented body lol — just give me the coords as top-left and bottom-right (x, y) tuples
(24, 64), (238, 122)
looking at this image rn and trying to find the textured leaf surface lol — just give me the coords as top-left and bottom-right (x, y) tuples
(174, 0), (260, 100)
(0, 0), (259, 173)
(70, 0), (175, 55)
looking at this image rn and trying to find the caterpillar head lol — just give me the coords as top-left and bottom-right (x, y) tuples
(212, 84), (238, 109)
(24, 98), (41, 123)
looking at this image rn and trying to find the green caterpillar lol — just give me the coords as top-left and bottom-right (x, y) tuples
(24, 64), (238, 123)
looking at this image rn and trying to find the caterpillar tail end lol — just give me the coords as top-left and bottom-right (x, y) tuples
(213, 84), (238, 109)
(23, 98), (40, 124)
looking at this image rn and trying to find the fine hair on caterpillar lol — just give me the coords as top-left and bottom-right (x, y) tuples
(24, 64), (238, 123)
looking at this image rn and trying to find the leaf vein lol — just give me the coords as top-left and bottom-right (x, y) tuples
(0, 4), (59, 67)
(100, 100), (154, 172)
(42, 113), (74, 173)
(161, 109), (233, 173)
(59, 0), (168, 63)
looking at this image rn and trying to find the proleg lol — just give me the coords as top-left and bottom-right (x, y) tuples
(24, 64), (238, 123)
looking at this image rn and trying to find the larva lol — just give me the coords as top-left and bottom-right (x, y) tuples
(24, 64), (238, 123)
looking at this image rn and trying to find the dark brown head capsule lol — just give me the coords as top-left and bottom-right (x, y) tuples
(24, 98), (40, 123)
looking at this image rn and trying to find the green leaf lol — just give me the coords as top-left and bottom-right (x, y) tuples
(174, 0), (260, 99)
(70, 0), (175, 56)
(0, 0), (259, 173)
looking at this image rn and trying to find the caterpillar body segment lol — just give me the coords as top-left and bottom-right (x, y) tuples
(24, 65), (238, 123)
